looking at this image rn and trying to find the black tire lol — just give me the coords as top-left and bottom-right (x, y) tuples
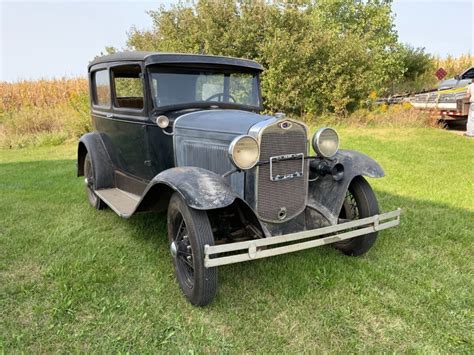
(83, 152), (106, 210)
(333, 176), (379, 256)
(167, 192), (217, 306)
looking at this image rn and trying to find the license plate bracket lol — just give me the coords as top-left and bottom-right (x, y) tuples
(269, 153), (304, 181)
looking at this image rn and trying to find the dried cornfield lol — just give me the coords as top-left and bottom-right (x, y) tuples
(434, 54), (474, 78)
(0, 78), (88, 112)
(0, 78), (91, 148)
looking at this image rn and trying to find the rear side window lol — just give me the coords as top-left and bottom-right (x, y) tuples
(92, 70), (111, 107)
(112, 65), (144, 110)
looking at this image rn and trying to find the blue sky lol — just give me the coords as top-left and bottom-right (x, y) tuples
(1, 0), (473, 82)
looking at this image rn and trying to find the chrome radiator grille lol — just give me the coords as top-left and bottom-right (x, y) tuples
(256, 122), (308, 222)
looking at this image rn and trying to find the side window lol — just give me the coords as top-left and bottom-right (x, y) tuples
(92, 70), (111, 107)
(112, 65), (144, 110)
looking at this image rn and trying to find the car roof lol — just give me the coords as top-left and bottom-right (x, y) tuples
(88, 51), (263, 71)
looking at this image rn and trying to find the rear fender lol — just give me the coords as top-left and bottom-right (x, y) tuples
(77, 132), (115, 189)
(307, 150), (384, 225)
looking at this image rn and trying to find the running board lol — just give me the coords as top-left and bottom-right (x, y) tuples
(204, 209), (401, 267)
(95, 188), (140, 217)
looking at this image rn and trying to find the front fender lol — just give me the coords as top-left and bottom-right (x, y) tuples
(135, 167), (239, 213)
(336, 150), (384, 178)
(307, 150), (384, 225)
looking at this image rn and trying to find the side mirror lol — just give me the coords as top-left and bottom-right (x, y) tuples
(454, 75), (460, 80)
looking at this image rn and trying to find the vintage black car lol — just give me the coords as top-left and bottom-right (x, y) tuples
(78, 51), (400, 306)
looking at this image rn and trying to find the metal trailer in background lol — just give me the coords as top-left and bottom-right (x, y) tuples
(407, 86), (470, 127)
(377, 67), (473, 128)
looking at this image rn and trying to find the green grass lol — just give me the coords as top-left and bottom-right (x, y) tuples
(1, 128), (473, 352)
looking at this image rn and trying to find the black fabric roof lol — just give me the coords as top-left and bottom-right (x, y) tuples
(88, 51), (263, 71)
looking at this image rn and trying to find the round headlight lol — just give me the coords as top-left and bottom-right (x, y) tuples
(312, 128), (340, 158)
(228, 135), (260, 170)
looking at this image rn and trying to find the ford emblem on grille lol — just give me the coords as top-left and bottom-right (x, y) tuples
(279, 121), (292, 129)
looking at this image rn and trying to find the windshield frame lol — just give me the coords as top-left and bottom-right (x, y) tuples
(147, 65), (263, 113)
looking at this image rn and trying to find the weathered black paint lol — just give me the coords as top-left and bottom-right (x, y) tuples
(144, 167), (239, 210)
(174, 109), (272, 135)
(77, 133), (115, 189)
(85, 54), (262, 188)
(88, 52), (263, 71)
(307, 150), (384, 225)
(78, 52), (387, 237)
(102, 167), (244, 217)
(93, 114), (153, 179)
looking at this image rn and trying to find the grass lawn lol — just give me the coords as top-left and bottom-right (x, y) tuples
(1, 128), (473, 352)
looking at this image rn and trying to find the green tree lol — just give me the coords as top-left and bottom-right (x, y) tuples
(125, 0), (404, 116)
(395, 44), (436, 93)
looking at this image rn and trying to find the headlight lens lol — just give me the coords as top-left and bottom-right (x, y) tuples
(312, 128), (339, 158)
(228, 135), (260, 170)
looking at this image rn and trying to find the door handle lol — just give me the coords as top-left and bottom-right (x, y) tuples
(106, 114), (113, 118)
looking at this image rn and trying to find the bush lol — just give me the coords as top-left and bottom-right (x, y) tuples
(126, 0), (402, 116)
(300, 103), (433, 129)
(0, 105), (89, 148)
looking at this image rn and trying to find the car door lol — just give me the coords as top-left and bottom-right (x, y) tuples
(90, 63), (153, 182)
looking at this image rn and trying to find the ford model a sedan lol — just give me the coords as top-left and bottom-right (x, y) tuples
(78, 51), (400, 306)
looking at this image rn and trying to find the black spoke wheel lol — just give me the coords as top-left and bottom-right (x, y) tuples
(333, 176), (379, 256)
(172, 214), (195, 289)
(167, 192), (217, 306)
(83, 153), (106, 210)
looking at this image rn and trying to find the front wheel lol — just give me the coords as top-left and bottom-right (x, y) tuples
(167, 192), (217, 306)
(333, 176), (380, 256)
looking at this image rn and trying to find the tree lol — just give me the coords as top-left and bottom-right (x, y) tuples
(125, 0), (404, 116)
(395, 44), (436, 93)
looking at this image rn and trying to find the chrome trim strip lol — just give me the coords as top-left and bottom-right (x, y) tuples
(204, 209), (401, 267)
(247, 116), (279, 140)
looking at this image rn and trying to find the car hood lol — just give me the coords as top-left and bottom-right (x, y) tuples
(174, 109), (273, 135)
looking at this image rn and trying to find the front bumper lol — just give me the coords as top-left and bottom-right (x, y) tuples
(204, 208), (401, 267)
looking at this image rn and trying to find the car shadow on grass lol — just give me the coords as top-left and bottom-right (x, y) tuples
(125, 189), (473, 307)
(121, 189), (473, 352)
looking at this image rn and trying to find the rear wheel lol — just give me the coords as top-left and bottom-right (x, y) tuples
(333, 176), (379, 256)
(167, 192), (217, 306)
(83, 153), (106, 210)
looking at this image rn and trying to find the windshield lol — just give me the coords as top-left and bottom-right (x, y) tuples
(148, 68), (261, 109)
